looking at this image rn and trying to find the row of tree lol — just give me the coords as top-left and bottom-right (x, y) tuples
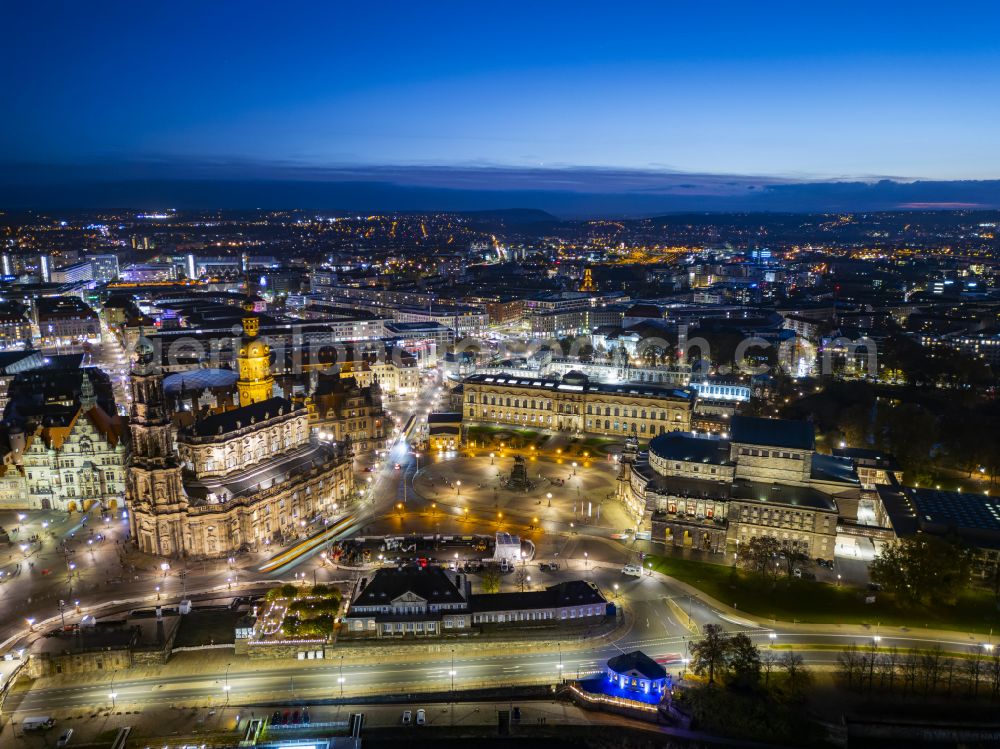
(781, 378), (1000, 487)
(688, 624), (810, 694)
(837, 643), (1000, 699)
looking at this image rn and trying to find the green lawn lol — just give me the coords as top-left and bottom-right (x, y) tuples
(646, 553), (1000, 635)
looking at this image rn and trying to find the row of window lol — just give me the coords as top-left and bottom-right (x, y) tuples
(738, 447), (803, 460)
(468, 393), (681, 422)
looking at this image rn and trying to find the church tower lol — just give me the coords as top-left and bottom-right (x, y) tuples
(126, 334), (188, 557)
(579, 267), (597, 293)
(236, 302), (274, 406)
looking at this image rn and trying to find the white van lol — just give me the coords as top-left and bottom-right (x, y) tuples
(57, 729), (74, 747)
(622, 564), (642, 577)
(22, 717), (55, 732)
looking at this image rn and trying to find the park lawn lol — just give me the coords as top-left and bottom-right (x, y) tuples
(646, 553), (1000, 635)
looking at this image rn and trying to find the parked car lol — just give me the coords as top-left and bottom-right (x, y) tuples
(271, 710), (282, 725)
(402, 710), (412, 725)
(416, 708), (426, 726)
(56, 729), (73, 747)
(622, 564), (642, 577)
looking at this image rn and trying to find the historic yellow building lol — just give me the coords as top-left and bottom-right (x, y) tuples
(462, 371), (694, 438)
(236, 308), (274, 406)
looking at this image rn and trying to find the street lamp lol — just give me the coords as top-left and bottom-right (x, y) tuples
(546, 492), (552, 507)
(338, 654), (346, 698)
(26, 617), (35, 631)
(572, 461), (577, 476)
(490, 452), (495, 465)
(456, 480), (461, 496)
(583, 551), (588, 572)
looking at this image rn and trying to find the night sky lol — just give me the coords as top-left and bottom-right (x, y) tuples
(4, 2), (1000, 213)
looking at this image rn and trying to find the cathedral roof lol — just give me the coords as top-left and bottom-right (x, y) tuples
(186, 396), (298, 437)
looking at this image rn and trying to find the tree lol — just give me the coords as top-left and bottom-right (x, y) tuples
(869, 535), (971, 607)
(837, 644), (864, 690)
(480, 566), (502, 594)
(917, 647), (945, 696)
(782, 549), (809, 579)
(728, 633), (761, 690)
(736, 536), (783, 579)
(779, 651), (810, 697)
(878, 647), (900, 692)
(761, 649), (779, 688)
(689, 624), (731, 685)
(514, 565), (529, 592)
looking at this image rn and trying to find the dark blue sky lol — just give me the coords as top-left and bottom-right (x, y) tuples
(4, 1), (1000, 212)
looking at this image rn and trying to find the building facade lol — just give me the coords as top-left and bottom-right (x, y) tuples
(127, 312), (356, 558)
(343, 566), (607, 638)
(619, 416), (861, 558)
(20, 375), (126, 512)
(34, 297), (101, 350)
(463, 371), (694, 438)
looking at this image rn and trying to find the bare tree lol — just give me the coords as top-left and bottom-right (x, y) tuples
(965, 647), (985, 697)
(863, 642), (879, 692)
(988, 648), (1000, 700)
(943, 657), (959, 696)
(837, 645), (863, 690)
(514, 565), (529, 592)
(762, 648), (779, 688)
(899, 651), (919, 695)
(877, 647), (899, 692)
(918, 647), (944, 696)
(780, 650), (810, 696)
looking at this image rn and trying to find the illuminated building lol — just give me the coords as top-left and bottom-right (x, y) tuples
(463, 371), (694, 437)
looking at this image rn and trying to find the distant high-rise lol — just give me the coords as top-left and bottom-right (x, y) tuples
(39, 254), (51, 283)
(89, 254), (120, 284)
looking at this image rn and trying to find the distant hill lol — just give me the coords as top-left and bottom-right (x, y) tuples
(455, 208), (560, 225)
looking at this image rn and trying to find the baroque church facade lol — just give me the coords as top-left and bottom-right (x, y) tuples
(127, 308), (355, 558)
